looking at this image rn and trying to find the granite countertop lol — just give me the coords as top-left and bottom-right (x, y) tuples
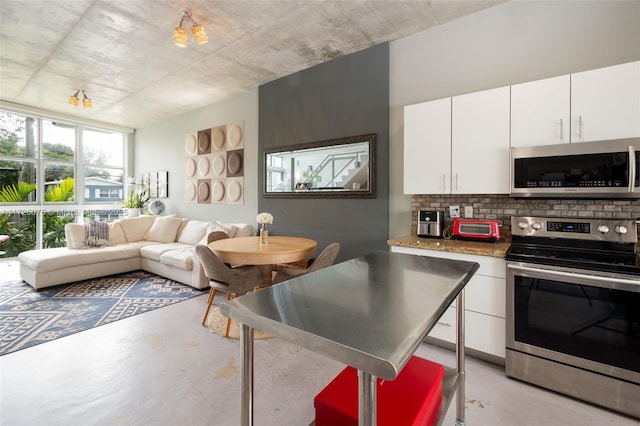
(387, 234), (511, 258)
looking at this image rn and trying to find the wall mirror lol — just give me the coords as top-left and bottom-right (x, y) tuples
(264, 133), (376, 197)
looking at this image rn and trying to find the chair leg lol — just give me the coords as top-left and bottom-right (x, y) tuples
(225, 293), (235, 337)
(201, 288), (216, 326)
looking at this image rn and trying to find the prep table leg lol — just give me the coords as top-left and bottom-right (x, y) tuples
(455, 290), (465, 426)
(357, 369), (377, 426)
(240, 323), (254, 426)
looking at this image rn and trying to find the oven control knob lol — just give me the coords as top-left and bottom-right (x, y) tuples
(615, 225), (628, 235)
(518, 221), (528, 229)
(531, 222), (542, 230)
(597, 225), (610, 234)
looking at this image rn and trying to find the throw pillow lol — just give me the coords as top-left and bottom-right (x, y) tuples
(83, 221), (109, 248)
(210, 221), (238, 238)
(108, 222), (126, 245)
(145, 216), (183, 243)
(65, 223), (86, 249)
(177, 220), (209, 245)
(119, 215), (156, 241)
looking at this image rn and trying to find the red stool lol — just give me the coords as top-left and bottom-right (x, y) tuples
(314, 356), (445, 426)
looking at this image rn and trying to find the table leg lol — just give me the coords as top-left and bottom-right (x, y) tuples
(240, 324), (254, 426)
(357, 369), (377, 426)
(455, 289), (465, 426)
(257, 264), (273, 287)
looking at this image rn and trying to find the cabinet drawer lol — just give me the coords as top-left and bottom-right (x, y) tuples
(427, 306), (456, 344)
(466, 275), (506, 318)
(391, 247), (505, 278)
(426, 308), (506, 359)
(466, 311), (505, 358)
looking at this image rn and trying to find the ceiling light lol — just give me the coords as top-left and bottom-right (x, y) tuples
(68, 90), (80, 107)
(174, 9), (208, 47)
(81, 91), (92, 109)
(68, 89), (92, 109)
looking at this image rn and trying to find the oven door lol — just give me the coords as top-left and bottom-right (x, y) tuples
(506, 261), (640, 384)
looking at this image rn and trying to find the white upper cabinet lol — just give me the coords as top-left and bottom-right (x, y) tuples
(571, 61), (640, 142)
(451, 86), (511, 194)
(403, 97), (451, 194)
(511, 75), (571, 147)
(404, 61), (639, 195)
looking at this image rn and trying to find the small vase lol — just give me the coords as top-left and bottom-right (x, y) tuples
(260, 223), (269, 244)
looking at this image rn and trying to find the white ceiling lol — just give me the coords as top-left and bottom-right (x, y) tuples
(0, 1), (504, 130)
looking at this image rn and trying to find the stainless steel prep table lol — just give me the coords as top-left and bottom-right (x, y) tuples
(220, 251), (479, 426)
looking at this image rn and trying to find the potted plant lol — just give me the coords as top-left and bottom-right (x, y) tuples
(121, 189), (150, 217)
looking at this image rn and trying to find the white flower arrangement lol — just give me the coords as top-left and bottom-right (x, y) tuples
(256, 212), (274, 224)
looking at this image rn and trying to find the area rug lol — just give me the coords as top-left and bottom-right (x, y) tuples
(0, 271), (205, 356)
(208, 306), (273, 339)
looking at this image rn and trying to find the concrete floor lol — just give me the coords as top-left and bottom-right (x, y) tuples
(0, 262), (637, 426)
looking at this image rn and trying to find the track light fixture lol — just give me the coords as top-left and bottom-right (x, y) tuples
(174, 9), (208, 47)
(68, 90), (92, 109)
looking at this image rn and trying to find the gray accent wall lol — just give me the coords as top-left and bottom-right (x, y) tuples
(258, 43), (389, 262)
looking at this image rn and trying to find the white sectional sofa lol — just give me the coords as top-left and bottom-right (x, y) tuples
(18, 215), (253, 290)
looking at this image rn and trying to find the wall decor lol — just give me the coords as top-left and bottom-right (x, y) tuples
(142, 170), (169, 199)
(184, 121), (244, 205)
(264, 133), (376, 197)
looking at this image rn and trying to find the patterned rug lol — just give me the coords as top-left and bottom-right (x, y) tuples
(0, 271), (205, 356)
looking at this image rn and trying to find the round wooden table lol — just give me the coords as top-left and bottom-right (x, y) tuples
(208, 236), (317, 286)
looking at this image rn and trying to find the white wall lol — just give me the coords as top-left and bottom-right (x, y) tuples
(134, 89), (259, 225)
(133, 0), (640, 239)
(388, 0), (640, 238)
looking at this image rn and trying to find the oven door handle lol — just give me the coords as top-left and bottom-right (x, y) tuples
(507, 264), (640, 286)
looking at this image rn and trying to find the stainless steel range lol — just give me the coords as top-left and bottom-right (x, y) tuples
(505, 216), (640, 418)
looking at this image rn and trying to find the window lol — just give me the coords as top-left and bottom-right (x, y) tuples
(0, 110), (128, 256)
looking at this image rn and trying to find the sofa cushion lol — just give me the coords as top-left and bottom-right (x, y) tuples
(139, 243), (192, 261)
(177, 220), (209, 245)
(231, 223), (253, 237)
(145, 216), (182, 243)
(159, 248), (194, 270)
(108, 222), (126, 245)
(65, 223), (85, 249)
(18, 244), (143, 273)
(209, 221), (238, 238)
(119, 216), (156, 242)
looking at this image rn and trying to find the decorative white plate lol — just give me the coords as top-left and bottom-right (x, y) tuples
(185, 158), (197, 178)
(228, 124), (243, 149)
(197, 156), (211, 177)
(212, 153), (226, 176)
(212, 180), (225, 202)
(227, 179), (243, 203)
(185, 182), (197, 202)
(185, 134), (197, 155)
(212, 127), (226, 151)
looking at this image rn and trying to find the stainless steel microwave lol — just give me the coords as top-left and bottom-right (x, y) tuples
(510, 138), (640, 198)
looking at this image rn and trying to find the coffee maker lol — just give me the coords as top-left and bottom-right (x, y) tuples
(417, 210), (444, 238)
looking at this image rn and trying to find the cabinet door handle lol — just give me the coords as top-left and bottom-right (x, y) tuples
(441, 173), (446, 191)
(573, 116), (583, 139)
(558, 118), (564, 141)
(454, 173), (459, 192)
(437, 321), (452, 327)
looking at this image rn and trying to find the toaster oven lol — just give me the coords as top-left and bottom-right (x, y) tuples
(451, 219), (501, 242)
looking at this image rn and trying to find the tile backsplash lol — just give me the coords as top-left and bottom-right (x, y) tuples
(411, 194), (640, 235)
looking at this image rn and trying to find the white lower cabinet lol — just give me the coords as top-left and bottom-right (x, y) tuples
(390, 246), (506, 359)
